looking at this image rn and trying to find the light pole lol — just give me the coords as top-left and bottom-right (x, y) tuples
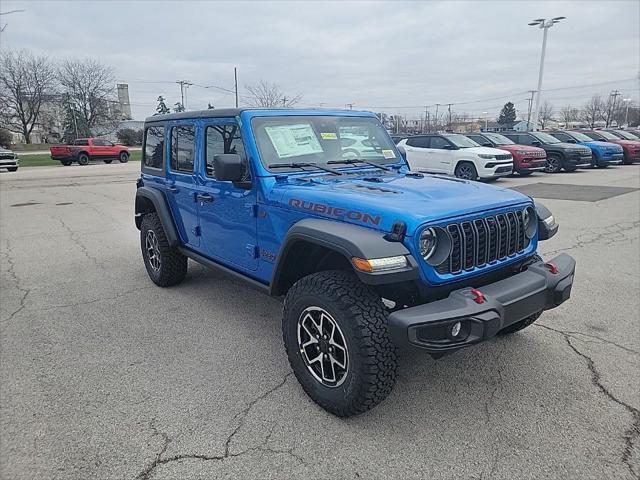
(623, 98), (631, 127)
(482, 112), (488, 131)
(528, 16), (566, 131)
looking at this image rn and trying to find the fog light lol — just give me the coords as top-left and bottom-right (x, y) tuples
(451, 321), (462, 337)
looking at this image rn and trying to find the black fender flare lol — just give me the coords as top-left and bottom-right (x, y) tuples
(534, 201), (558, 240)
(270, 218), (419, 295)
(135, 186), (180, 246)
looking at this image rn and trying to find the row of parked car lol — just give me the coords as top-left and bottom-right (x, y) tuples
(392, 129), (640, 180)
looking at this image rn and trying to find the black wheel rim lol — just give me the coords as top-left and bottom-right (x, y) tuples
(546, 158), (558, 172)
(297, 306), (349, 387)
(457, 165), (475, 180)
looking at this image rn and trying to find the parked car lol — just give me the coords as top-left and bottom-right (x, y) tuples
(0, 147), (19, 172)
(502, 131), (591, 173)
(465, 132), (546, 176)
(577, 130), (640, 164)
(50, 138), (130, 166)
(396, 133), (513, 180)
(391, 134), (411, 144)
(135, 108), (575, 417)
(547, 130), (624, 168)
(624, 129), (640, 139)
(602, 129), (640, 141)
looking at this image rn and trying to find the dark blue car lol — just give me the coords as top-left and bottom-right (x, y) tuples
(135, 108), (576, 416)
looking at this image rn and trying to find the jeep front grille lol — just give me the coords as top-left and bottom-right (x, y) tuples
(494, 154), (512, 161)
(435, 210), (530, 275)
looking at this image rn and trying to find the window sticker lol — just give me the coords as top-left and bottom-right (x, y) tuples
(382, 149), (396, 159)
(320, 132), (337, 140)
(264, 123), (323, 158)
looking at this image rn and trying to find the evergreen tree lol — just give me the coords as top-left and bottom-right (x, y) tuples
(173, 102), (185, 113)
(155, 96), (170, 115)
(62, 95), (89, 142)
(498, 102), (517, 125)
(207, 103), (215, 110)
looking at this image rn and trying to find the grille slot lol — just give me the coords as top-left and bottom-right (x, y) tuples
(434, 209), (529, 275)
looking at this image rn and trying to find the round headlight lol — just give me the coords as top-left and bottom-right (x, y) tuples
(419, 228), (438, 260)
(523, 206), (537, 238)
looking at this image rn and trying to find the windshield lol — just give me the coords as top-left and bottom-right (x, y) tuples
(443, 134), (479, 148)
(483, 133), (514, 145)
(591, 130), (619, 140)
(614, 130), (638, 140)
(531, 132), (561, 144)
(567, 131), (594, 142)
(251, 115), (399, 173)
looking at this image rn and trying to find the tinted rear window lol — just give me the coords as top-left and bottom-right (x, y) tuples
(143, 126), (165, 170)
(406, 136), (430, 148)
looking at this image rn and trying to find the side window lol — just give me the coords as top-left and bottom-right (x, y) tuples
(205, 124), (247, 178)
(429, 136), (450, 149)
(143, 125), (165, 170)
(407, 136), (430, 148)
(170, 125), (195, 173)
(74, 139), (88, 146)
(93, 139), (105, 146)
(516, 135), (532, 145)
(467, 135), (484, 144)
(553, 132), (570, 142)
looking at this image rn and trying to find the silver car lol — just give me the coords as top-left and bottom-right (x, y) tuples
(0, 147), (19, 172)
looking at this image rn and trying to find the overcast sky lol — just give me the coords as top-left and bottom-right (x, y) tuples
(1, 0), (638, 120)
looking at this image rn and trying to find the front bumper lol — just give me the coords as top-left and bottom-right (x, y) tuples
(479, 162), (513, 178)
(566, 153), (592, 168)
(0, 157), (19, 169)
(388, 253), (575, 356)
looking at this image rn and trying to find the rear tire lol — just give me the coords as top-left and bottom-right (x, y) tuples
(77, 153), (89, 166)
(140, 213), (187, 287)
(545, 154), (561, 173)
(454, 161), (478, 181)
(283, 270), (397, 417)
(118, 152), (129, 163)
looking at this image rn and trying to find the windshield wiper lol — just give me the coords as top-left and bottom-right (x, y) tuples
(327, 158), (394, 171)
(268, 162), (342, 176)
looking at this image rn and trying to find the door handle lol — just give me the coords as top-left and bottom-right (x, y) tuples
(196, 193), (214, 203)
(167, 186), (178, 193)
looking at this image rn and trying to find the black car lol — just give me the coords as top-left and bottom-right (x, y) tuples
(391, 134), (412, 144)
(502, 131), (592, 173)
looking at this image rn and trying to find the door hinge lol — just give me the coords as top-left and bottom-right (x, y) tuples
(192, 226), (201, 237)
(246, 244), (259, 259)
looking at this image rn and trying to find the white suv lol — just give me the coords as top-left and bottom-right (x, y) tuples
(397, 133), (513, 180)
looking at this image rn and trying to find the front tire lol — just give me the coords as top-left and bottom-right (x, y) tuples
(61, 160), (72, 166)
(454, 161), (478, 181)
(283, 270), (397, 417)
(103, 159), (113, 164)
(518, 170), (533, 177)
(140, 213), (187, 287)
(118, 151), (129, 163)
(7, 167), (18, 172)
(545, 154), (561, 173)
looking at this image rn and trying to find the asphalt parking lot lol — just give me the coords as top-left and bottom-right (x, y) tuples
(1, 163), (639, 480)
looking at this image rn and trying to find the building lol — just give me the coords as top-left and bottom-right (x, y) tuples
(480, 121), (512, 132)
(117, 84), (132, 120)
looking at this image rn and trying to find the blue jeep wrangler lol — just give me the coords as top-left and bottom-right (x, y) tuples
(135, 108), (576, 417)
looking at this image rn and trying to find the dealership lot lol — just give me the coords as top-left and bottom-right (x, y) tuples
(1, 163), (638, 479)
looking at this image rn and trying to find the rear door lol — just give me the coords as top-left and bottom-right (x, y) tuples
(404, 136), (438, 171)
(165, 123), (200, 248)
(196, 119), (258, 271)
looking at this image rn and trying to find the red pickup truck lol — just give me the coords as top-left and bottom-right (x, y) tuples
(50, 138), (129, 166)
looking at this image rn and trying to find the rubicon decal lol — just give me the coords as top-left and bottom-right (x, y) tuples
(288, 199), (381, 225)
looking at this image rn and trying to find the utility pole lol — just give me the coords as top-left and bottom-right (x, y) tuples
(176, 80), (193, 110)
(446, 103), (453, 131)
(526, 90), (536, 131)
(234, 67), (238, 108)
(423, 106), (428, 133)
(434, 104), (440, 131)
(345, 103), (354, 110)
(607, 90), (621, 127)
(623, 98), (632, 127)
(282, 96), (288, 108)
(529, 16), (566, 131)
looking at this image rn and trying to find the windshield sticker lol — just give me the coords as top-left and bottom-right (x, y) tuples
(265, 123), (323, 158)
(320, 132), (337, 140)
(382, 149), (396, 159)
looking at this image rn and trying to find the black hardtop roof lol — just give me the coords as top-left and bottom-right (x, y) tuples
(145, 108), (243, 123)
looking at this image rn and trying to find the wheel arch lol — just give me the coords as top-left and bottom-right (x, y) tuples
(270, 218), (417, 296)
(135, 186), (180, 246)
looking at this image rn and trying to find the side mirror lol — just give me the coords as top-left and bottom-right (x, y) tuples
(213, 154), (245, 182)
(567, 139), (576, 144)
(482, 143), (492, 147)
(442, 144), (456, 150)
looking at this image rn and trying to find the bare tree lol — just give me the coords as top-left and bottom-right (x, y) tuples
(58, 58), (119, 136)
(559, 105), (579, 127)
(0, 49), (57, 143)
(580, 95), (605, 128)
(245, 79), (301, 108)
(538, 101), (555, 130)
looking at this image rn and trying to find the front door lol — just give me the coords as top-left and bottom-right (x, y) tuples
(428, 136), (454, 173)
(196, 119), (258, 271)
(165, 124), (200, 248)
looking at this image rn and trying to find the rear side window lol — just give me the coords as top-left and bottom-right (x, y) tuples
(205, 124), (246, 177)
(143, 126), (165, 170)
(552, 132), (571, 142)
(74, 139), (89, 146)
(429, 136), (450, 149)
(514, 134), (532, 145)
(170, 125), (195, 173)
(406, 136), (429, 148)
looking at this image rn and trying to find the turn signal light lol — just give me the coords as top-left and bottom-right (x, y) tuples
(351, 256), (408, 273)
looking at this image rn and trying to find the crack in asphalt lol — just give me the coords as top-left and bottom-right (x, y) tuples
(536, 324), (640, 356)
(54, 216), (105, 269)
(32, 286), (155, 311)
(545, 327), (639, 478)
(544, 220), (640, 257)
(1, 240), (30, 320)
(135, 372), (297, 480)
